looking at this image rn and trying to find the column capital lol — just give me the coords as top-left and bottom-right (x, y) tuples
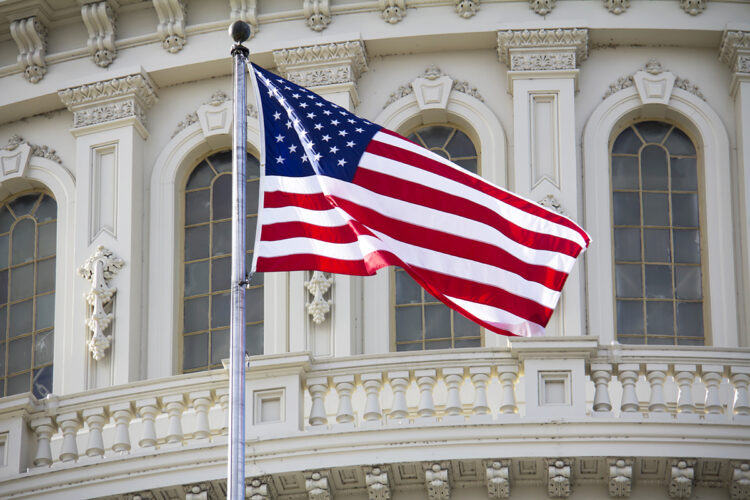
(497, 28), (588, 71)
(273, 40), (367, 106)
(57, 68), (158, 137)
(719, 30), (750, 96)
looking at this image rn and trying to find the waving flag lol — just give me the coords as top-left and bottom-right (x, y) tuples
(249, 63), (590, 337)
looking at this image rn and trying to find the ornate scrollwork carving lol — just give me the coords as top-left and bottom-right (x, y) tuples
(547, 459), (572, 498)
(305, 471), (331, 500)
(78, 246), (124, 361)
(10, 17), (48, 83)
(608, 458), (633, 497)
(80, 1), (117, 67)
(305, 271), (333, 324)
(153, 0), (187, 53)
(379, 0), (406, 23)
(425, 463), (450, 500)
(668, 460), (695, 499)
(486, 460), (510, 498)
(304, 0), (331, 32)
(455, 0), (480, 18)
(384, 65), (484, 108)
(2, 135), (61, 164)
(365, 466), (391, 500)
(603, 59), (704, 100)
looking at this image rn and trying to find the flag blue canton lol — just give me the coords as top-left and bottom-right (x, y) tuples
(252, 64), (381, 182)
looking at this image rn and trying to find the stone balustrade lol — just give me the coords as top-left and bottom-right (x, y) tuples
(2, 341), (748, 480)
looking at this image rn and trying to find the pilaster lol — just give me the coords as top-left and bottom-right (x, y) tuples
(497, 28), (588, 338)
(57, 69), (157, 392)
(272, 41), (368, 357)
(719, 30), (750, 347)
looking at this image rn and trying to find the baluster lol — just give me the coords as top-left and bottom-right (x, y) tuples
(590, 363), (613, 414)
(701, 365), (724, 415)
(617, 364), (641, 414)
(83, 407), (107, 457)
(190, 391), (212, 440)
(215, 388), (229, 433)
(30, 416), (56, 467)
(442, 368), (464, 417)
(497, 365), (519, 415)
(136, 398), (159, 448)
(56, 412), (81, 462)
(646, 364), (668, 414)
(674, 364), (697, 415)
(415, 369), (437, 418)
(333, 375), (355, 424)
(307, 376), (329, 426)
(110, 402), (133, 453)
(470, 366), (491, 416)
(388, 371), (410, 421)
(730, 367), (750, 417)
(361, 373), (383, 422)
(163, 395), (186, 444)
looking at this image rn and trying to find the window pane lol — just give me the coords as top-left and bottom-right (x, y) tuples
(615, 264), (642, 298)
(425, 340), (452, 350)
(246, 180), (260, 215)
(416, 126), (452, 148)
(185, 190), (210, 226)
(9, 194), (39, 217)
(34, 329), (54, 366)
(7, 373), (29, 396)
(675, 267), (702, 300)
(10, 264), (34, 301)
(664, 128), (696, 155)
(0, 234), (8, 269)
(184, 296), (209, 333)
(212, 221), (231, 256)
(672, 193), (699, 227)
(671, 158), (697, 191)
(646, 301), (674, 335)
(617, 300), (644, 334)
(455, 338), (480, 348)
(210, 257), (231, 293)
(396, 270), (421, 304)
(673, 230), (700, 264)
(614, 228), (641, 262)
(643, 229), (670, 263)
(644, 265), (673, 299)
(676, 302), (703, 337)
(9, 299), (33, 337)
(612, 156), (639, 190)
(446, 130), (477, 158)
(8, 336), (31, 374)
(36, 258), (55, 294)
(183, 333), (208, 371)
(395, 306), (422, 342)
(424, 304), (450, 340)
(32, 366), (52, 399)
(35, 293), (54, 330)
(210, 328), (229, 366)
(11, 218), (35, 265)
(612, 127), (642, 154)
(209, 151), (233, 173)
(454, 159), (478, 174)
(613, 192), (640, 225)
(0, 270), (6, 304)
(212, 174), (232, 220)
(642, 193), (669, 226)
(247, 155), (261, 180)
(34, 196), (56, 223)
(640, 145), (668, 190)
(0, 207), (14, 233)
(211, 292), (230, 328)
(246, 323), (264, 356)
(454, 312), (480, 338)
(635, 121), (671, 143)
(184, 225), (209, 261)
(186, 161), (213, 189)
(37, 223), (56, 259)
(184, 261), (209, 297)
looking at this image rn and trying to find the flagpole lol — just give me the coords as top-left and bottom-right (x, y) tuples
(228, 20), (251, 500)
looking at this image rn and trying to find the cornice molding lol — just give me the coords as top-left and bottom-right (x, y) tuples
(719, 30), (750, 73)
(273, 40), (367, 87)
(497, 28), (588, 71)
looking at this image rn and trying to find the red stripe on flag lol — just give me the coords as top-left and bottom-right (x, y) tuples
(261, 220), (375, 244)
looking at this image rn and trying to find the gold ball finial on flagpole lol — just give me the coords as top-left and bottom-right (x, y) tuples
(228, 20), (251, 44)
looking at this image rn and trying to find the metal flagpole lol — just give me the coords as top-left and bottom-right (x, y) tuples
(228, 20), (251, 500)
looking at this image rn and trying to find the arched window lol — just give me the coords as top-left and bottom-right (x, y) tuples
(392, 124), (482, 351)
(0, 192), (56, 398)
(182, 151), (263, 372)
(611, 121), (704, 345)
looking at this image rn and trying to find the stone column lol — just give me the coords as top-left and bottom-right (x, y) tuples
(720, 30), (750, 347)
(497, 28), (588, 338)
(273, 40), (368, 357)
(58, 69), (157, 391)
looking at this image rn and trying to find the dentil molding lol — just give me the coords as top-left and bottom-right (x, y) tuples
(153, 0), (187, 53)
(273, 40), (368, 89)
(80, 0), (117, 68)
(10, 16), (48, 83)
(497, 28), (588, 71)
(603, 59), (705, 101)
(58, 71), (158, 135)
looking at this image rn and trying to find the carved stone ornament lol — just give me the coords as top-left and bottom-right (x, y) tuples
(153, 0), (187, 53)
(603, 0), (630, 14)
(379, 0), (406, 24)
(303, 0), (331, 32)
(529, 0), (556, 15)
(680, 0), (705, 15)
(80, 1), (117, 67)
(305, 471), (331, 500)
(384, 65), (484, 108)
(497, 29), (589, 71)
(425, 463), (450, 500)
(246, 477), (272, 500)
(365, 466), (391, 500)
(547, 459), (572, 498)
(455, 0), (480, 18)
(230, 0), (258, 37)
(273, 40), (368, 90)
(58, 72), (158, 132)
(719, 31), (750, 75)
(668, 459), (695, 499)
(603, 59), (705, 101)
(78, 246), (124, 361)
(608, 458), (633, 497)
(172, 90), (257, 138)
(537, 195), (566, 215)
(184, 483), (210, 500)
(2, 134), (62, 167)
(486, 460), (510, 498)
(305, 271), (333, 324)
(10, 17), (48, 83)
(731, 462), (750, 500)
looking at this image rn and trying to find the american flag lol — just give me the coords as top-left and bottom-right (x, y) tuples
(250, 63), (590, 337)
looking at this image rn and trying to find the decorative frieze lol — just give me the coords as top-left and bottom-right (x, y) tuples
(603, 0), (629, 14)
(80, 1), (117, 67)
(383, 65), (483, 108)
(273, 40), (368, 90)
(668, 460), (695, 499)
(529, 0), (555, 15)
(603, 59), (705, 101)
(153, 0), (187, 53)
(455, 0), (479, 18)
(719, 30), (750, 89)
(365, 466), (391, 500)
(731, 462), (750, 500)
(497, 28), (588, 72)
(303, 0), (331, 32)
(425, 463), (450, 500)
(58, 72), (158, 133)
(305, 271), (333, 324)
(680, 0), (705, 15)
(10, 16), (48, 83)
(547, 459), (572, 498)
(485, 460), (510, 498)
(78, 245), (124, 361)
(608, 458), (633, 497)
(379, 0), (406, 23)
(306, 471), (332, 500)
